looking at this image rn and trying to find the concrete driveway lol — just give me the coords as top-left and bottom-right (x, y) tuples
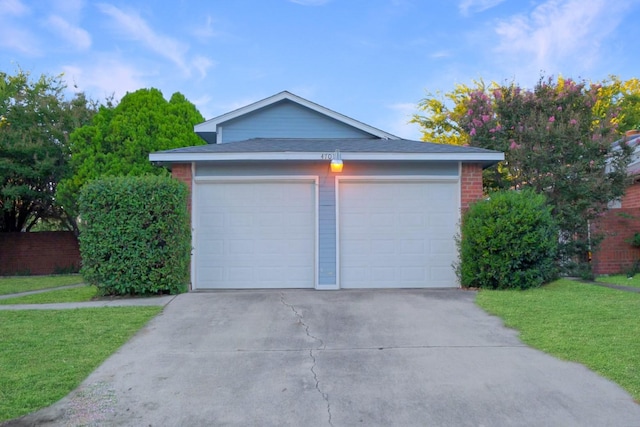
(8, 289), (640, 426)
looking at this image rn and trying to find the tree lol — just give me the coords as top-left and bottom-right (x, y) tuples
(0, 69), (96, 232)
(417, 76), (632, 274)
(57, 88), (205, 225)
(412, 76), (640, 144)
(410, 83), (477, 146)
(595, 76), (640, 133)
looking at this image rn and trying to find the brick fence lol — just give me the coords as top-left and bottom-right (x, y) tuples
(591, 208), (640, 275)
(0, 232), (81, 276)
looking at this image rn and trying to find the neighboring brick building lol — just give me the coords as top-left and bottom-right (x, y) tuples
(591, 132), (640, 275)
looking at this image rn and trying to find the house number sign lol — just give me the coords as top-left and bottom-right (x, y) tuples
(320, 153), (335, 159)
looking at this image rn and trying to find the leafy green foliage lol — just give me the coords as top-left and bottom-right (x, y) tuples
(460, 77), (632, 270)
(0, 69), (96, 232)
(78, 176), (190, 295)
(458, 189), (558, 289)
(58, 88), (204, 221)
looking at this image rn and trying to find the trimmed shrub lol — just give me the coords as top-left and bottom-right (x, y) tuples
(78, 176), (190, 295)
(457, 189), (558, 290)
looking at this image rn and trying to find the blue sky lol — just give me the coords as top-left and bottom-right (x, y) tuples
(1, 0), (639, 140)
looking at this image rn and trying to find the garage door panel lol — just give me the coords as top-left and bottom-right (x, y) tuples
(195, 180), (316, 289)
(339, 180), (458, 289)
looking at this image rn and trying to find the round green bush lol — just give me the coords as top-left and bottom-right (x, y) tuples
(457, 189), (558, 290)
(78, 175), (191, 295)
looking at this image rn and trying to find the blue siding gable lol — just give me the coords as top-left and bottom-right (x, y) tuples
(219, 100), (376, 143)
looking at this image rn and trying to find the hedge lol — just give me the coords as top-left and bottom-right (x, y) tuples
(457, 189), (558, 290)
(78, 175), (190, 295)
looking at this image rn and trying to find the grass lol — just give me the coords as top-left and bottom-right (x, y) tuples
(0, 274), (84, 295)
(0, 307), (162, 422)
(596, 274), (640, 288)
(476, 279), (640, 401)
(0, 286), (98, 305)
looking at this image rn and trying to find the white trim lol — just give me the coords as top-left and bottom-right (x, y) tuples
(150, 151), (505, 163)
(191, 175), (319, 290)
(194, 91), (399, 140)
(189, 162), (196, 291)
(194, 175), (318, 183)
(335, 175), (461, 289)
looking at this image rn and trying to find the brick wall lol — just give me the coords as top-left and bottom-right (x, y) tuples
(621, 182), (640, 209)
(591, 208), (640, 275)
(171, 163), (193, 212)
(461, 163), (484, 211)
(0, 231), (81, 276)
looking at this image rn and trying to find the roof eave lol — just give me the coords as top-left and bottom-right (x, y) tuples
(149, 151), (504, 165)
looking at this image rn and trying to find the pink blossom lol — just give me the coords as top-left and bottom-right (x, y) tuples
(467, 109), (473, 116)
(569, 119), (577, 125)
(509, 141), (520, 150)
(493, 89), (502, 100)
(470, 128), (477, 136)
(482, 115), (490, 123)
(548, 116), (555, 122)
(557, 106), (563, 111)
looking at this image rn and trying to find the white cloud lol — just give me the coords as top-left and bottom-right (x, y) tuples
(430, 50), (452, 59)
(51, 0), (85, 20)
(493, 0), (629, 77)
(459, 0), (506, 16)
(192, 15), (218, 41)
(0, 0), (29, 15)
(289, 0), (331, 5)
(384, 102), (422, 140)
(191, 55), (216, 79)
(97, 3), (197, 76)
(0, 0), (40, 54)
(61, 58), (146, 100)
(47, 15), (91, 50)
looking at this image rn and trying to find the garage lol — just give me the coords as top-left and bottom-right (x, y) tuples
(337, 178), (459, 288)
(193, 178), (317, 289)
(149, 91), (503, 291)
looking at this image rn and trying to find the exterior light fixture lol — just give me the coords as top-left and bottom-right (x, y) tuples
(330, 149), (343, 173)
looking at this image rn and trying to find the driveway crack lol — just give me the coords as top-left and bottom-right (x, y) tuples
(280, 293), (332, 426)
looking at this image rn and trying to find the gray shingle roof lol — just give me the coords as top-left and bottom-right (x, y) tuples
(155, 138), (500, 155)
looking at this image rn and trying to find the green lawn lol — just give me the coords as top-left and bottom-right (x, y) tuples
(476, 279), (640, 401)
(0, 286), (97, 305)
(596, 274), (640, 288)
(0, 307), (162, 422)
(0, 275), (84, 295)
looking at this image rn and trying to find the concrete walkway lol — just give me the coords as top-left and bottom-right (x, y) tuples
(0, 284), (176, 309)
(0, 284), (86, 300)
(4, 289), (640, 427)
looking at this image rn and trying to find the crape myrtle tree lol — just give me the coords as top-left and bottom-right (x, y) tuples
(414, 76), (633, 274)
(411, 76), (640, 145)
(0, 69), (96, 232)
(57, 88), (205, 230)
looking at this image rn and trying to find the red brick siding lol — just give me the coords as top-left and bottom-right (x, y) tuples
(621, 182), (640, 209)
(591, 208), (640, 275)
(171, 163), (193, 213)
(0, 232), (81, 276)
(461, 163), (484, 211)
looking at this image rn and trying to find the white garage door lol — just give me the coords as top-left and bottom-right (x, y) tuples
(338, 178), (458, 288)
(194, 179), (316, 289)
